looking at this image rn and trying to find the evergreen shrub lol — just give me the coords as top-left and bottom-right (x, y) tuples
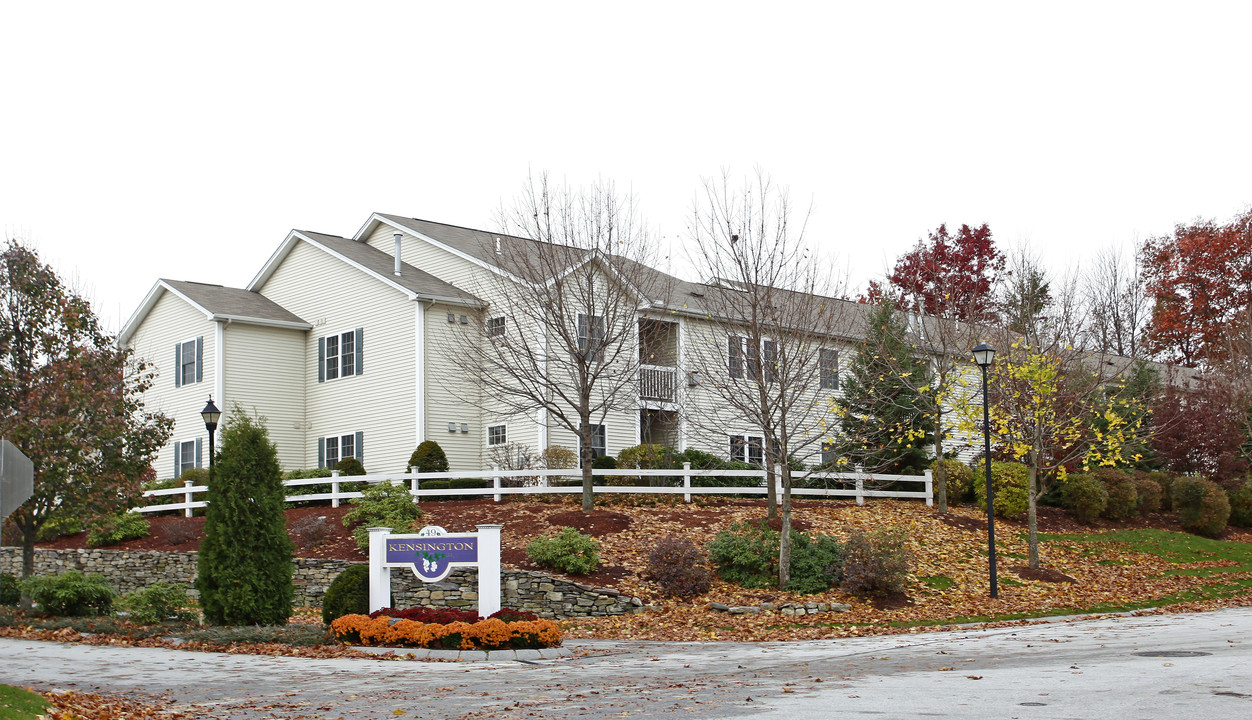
(932, 458), (975, 503)
(407, 441), (449, 473)
(526, 527), (600, 575)
(344, 482), (424, 549)
(195, 412), (295, 626)
(707, 521), (777, 588)
(973, 461), (1029, 520)
(335, 457), (366, 476)
(541, 445), (577, 469)
(1132, 474), (1164, 514)
(86, 512), (151, 548)
(19, 569), (115, 616)
(591, 455), (617, 470)
(617, 444), (673, 469)
(321, 565), (370, 625)
(840, 528), (912, 600)
(0, 573), (19, 605)
(116, 581), (197, 624)
(1150, 472), (1177, 510)
(785, 533), (845, 595)
(1093, 469), (1139, 520)
(1172, 476), (1231, 538)
(1061, 473), (1108, 524)
(1226, 480), (1252, 528)
(646, 536), (712, 597)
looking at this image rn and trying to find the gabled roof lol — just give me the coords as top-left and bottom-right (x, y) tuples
(248, 229), (483, 307)
(357, 214), (547, 274)
(119, 279), (312, 345)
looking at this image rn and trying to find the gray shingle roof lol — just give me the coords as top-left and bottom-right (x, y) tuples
(375, 215), (549, 268)
(297, 230), (482, 305)
(161, 280), (309, 326)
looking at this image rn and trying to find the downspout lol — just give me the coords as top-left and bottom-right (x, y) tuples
(214, 319), (226, 451)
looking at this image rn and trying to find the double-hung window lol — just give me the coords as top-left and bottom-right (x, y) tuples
(729, 337), (776, 383)
(320, 432), (361, 469)
(578, 314), (605, 362)
(486, 316), (506, 339)
(487, 424), (507, 446)
(173, 336), (203, 387)
(580, 423), (607, 465)
(173, 438), (200, 478)
(820, 348), (839, 390)
(728, 434), (765, 466)
(319, 329), (363, 383)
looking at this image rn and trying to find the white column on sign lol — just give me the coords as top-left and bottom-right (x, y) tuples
(476, 524), (503, 617)
(368, 526), (393, 612)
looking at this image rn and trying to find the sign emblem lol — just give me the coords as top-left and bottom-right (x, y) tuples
(384, 526), (480, 582)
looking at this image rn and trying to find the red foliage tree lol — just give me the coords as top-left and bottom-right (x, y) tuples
(1150, 374), (1251, 484)
(1142, 209), (1252, 368)
(0, 238), (172, 581)
(864, 223), (1004, 323)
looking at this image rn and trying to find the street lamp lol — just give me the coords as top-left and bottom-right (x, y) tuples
(972, 342), (997, 599)
(201, 397), (221, 476)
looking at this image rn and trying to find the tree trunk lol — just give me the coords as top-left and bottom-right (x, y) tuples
(20, 528), (35, 610)
(778, 464), (792, 590)
(579, 410), (594, 513)
(1027, 461), (1040, 570)
(766, 463), (778, 520)
(934, 432), (948, 514)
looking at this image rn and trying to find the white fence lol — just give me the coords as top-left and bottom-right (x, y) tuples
(134, 465), (933, 516)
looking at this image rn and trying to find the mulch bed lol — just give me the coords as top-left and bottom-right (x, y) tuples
(1011, 565), (1079, 583)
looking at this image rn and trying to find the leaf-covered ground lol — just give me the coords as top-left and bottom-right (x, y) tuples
(31, 496), (1252, 644)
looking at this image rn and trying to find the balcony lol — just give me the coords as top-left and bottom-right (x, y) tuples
(639, 364), (677, 402)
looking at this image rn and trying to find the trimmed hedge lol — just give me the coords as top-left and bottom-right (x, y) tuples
(321, 565), (370, 625)
(973, 461), (1029, 520)
(1172, 476), (1230, 538)
(1061, 473), (1108, 524)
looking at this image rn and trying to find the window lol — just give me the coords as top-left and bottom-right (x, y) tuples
(320, 432), (361, 469)
(580, 423), (606, 464)
(486, 316), (506, 339)
(487, 424), (507, 446)
(174, 337), (202, 387)
(820, 348), (839, 390)
(729, 434), (765, 466)
(319, 329), (362, 383)
(173, 438), (199, 478)
(820, 439), (838, 467)
(728, 337), (775, 383)
(578, 314), (605, 362)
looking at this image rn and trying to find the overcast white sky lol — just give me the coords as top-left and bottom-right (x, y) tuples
(2, 1), (1250, 332)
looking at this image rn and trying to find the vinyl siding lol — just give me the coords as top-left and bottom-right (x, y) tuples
(423, 301), (488, 471)
(124, 290), (216, 480)
(221, 322), (306, 471)
(256, 239), (416, 473)
(366, 223), (483, 292)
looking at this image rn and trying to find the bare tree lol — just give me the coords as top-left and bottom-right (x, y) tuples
(1083, 243), (1150, 358)
(447, 174), (669, 512)
(682, 170), (850, 588)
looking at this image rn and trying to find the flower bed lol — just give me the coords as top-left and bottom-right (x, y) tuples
(332, 608), (562, 650)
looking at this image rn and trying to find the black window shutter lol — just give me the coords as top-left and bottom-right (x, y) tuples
(174, 344), (182, 388)
(317, 437), (325, 468)
(317, 337), (325, 383)
(195, 437), (203, 469)
(354, 328), (363, 375)
(355, 431), (364, 466)
(195, 336), (203, 383)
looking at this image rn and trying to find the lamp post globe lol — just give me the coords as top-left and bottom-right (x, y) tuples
(201, 397), (221, 475)
(971, 343), (997, 599)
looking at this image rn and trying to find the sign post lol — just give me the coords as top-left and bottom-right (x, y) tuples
(368, 524), (503, 618)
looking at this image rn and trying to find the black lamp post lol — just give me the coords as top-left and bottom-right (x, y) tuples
(972, 342), (997, 599)
(201, 397), (221, 477)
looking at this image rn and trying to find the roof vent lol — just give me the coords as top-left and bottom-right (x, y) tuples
(495, 237), (502, 254)
(689, 289), (705, 297)
(393, 233), (402, 276)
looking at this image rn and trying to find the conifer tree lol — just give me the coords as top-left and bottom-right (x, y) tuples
(196, 410), (294, 626)
(838, 301), (935, 474)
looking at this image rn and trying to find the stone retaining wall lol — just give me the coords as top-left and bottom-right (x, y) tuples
(0, 547), (641, 618)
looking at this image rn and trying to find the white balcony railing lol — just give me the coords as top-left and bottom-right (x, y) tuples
(639, 364), (677, 401)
